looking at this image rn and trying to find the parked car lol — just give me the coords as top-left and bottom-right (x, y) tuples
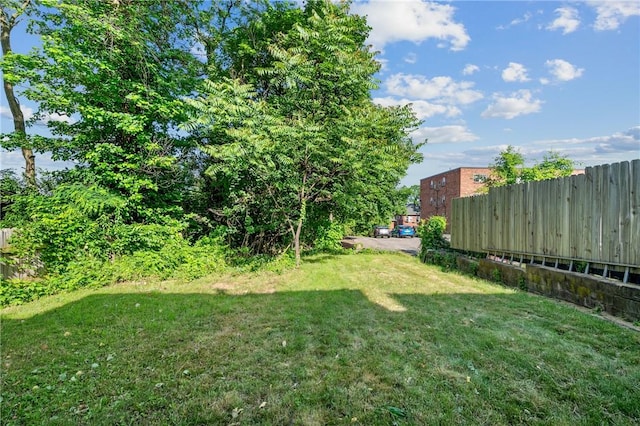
(373, 225), (391, 238)
(391, 225), (416, 238)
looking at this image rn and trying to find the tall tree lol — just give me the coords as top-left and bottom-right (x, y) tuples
(485, 146), (575, 189)
(486, 145), (525, 187)
(186, 1), (421, 264)
(0, 0), (35, 186)
(15, 0), (202, 221)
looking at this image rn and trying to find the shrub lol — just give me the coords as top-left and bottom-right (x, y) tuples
(0, 235), (230, 307)
(313, 221), (345, 252)
(0, 278), (56, 306)
(418, 216), (449, 261)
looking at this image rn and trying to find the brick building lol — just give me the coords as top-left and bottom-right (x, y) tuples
(420, 167), (491, 230)
(393, 204), (420, 229)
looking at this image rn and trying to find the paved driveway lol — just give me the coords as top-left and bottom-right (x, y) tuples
(343, 236), (421, 255)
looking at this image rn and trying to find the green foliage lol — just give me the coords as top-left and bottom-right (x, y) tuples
(468, 261), (479, 276)
(418, 216), (449, 256)
(518, 276), (527, 291)
(418, 216), (458, 271)
(1, 182), (196, 275)
(0, 170), (25, 220)
(574, 261), (588, 273)
(487, 145), (525, 187)
(1, 0), (424, 294)
(485, 146), (576, 189)
(396, 184), (421, 211)
(426, 250), (457, 271)
(0, 235), (229, 307)
(231, 250), (297, 274)
(0, 277), (55, 307)
(312, 220), (345, 252)
(491, 268), (502, 283)
(5, 0), (202, 221)
(524, 151), (575, 182)
(185, 1), (421, 265)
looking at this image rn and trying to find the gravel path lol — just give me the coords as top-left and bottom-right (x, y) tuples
(342, 236), (421, 255)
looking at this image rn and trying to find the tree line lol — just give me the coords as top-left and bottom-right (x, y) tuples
(0, 0), (423, 283)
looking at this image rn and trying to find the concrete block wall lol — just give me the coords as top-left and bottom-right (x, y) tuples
(461, 257), (640, 322)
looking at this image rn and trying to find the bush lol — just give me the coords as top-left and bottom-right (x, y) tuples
(418, 216), (449, 261)
(313, 221), (345, 252)
(0, 278), (56, 306)
(0, 234), (230, 307)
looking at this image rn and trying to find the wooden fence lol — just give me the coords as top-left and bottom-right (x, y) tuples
(1, 228), (44, 279)
(451, 160), (639, 269)
(0, 228), (13, 249)
(0, 228), (19, 279)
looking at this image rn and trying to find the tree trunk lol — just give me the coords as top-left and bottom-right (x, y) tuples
(293, 217), (303, 267)
(1, 1), (36, 187)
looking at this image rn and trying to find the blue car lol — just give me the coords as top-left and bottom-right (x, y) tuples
(391, 225), (416, 238)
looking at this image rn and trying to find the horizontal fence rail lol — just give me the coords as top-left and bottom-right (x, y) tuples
(451, 160), (639, 275)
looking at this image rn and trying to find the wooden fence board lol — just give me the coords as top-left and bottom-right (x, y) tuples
(632, 160), (640, 265)
(450, 160), (639, 267)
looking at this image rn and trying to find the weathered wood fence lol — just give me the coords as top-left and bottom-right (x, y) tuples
(0, 228), (20, 279)
(451, 160), (639, 275)
(1, 228), (44, 279)
(0, 228), (13, 248)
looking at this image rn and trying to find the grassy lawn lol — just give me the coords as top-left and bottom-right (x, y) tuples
(1, 252), (639, 425)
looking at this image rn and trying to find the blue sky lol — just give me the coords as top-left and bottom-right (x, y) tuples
(352, 0), (640, 185)
(1, 1), (639, 187)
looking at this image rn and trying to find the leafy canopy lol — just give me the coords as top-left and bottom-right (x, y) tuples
(485, 146), (576, 189)
(185, 0), (422, 264)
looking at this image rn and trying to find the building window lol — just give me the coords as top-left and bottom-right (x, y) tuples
(473, 174), (488, 183)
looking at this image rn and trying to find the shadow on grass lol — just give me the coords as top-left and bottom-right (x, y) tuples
(2, 289), (639, 425)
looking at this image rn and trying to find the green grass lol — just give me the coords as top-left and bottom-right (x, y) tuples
(1, 252), (639, 425)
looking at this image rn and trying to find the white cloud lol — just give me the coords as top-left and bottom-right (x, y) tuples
(501, 62), (530, 83)
(0, 106), (72, 126)
(481, 90), (543, 119)
(0, 105), (34, 122)
(496, 10), (543, 30)
(534, 126), (640, 155)
(462, 64), (479, 76)
(411, 125), (479, 144)
(374, 97), (461, 120)
(0, 148), (75, 172)
(376, 57), (389, 73)
(39, 112), (73, 124)
(404, 52), (417, 64)
(588, 1), (640, 31)
(402, 127), (640, 185)
(546, 7), (581, 34)
(351, 0), (470, 51)
(543, 59), (584, 83)
(383, 73), (483, 105)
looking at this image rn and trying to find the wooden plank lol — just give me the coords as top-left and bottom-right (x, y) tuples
(604, 163), (620, 263)
(535, 180), (546, 255)
(591, 164), (605, 262)
(558, 176), (571, 258)
(616, 162), (631, 264)
(631, 160), (640, 266)
(569, 174), (584, 259)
